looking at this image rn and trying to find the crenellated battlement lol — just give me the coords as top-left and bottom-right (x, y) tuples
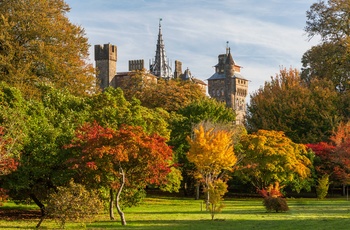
(94, 44), (117, 61)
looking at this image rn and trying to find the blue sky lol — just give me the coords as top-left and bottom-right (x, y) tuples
(65, 0), (320, 95)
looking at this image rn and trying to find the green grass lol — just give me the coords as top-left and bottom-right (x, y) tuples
(1, 197), (350, 229)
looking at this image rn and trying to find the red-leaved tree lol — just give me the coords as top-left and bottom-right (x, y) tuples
(66, 121), (173, 225)
(307, 122), (350, 189)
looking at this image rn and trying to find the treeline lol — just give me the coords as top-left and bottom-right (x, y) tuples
(0, 0), (350, 227)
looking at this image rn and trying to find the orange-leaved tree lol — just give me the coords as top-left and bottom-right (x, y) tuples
(329, 122), (350, 186)
(67, 121), (174, 225)
(187, 123), (238, 219)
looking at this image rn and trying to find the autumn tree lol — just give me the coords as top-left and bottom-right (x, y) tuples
(329, 122), (350, 187)
(247, 67), (339, 143)
(307, 122), (350, 195)
(169, 98), (238, 196)
(187, 123), (238, 218)
(237, 130), (313, 193)
(0, 0), (97, 98)
(119, 70), (206, 113)
(67, 122), (175, 225)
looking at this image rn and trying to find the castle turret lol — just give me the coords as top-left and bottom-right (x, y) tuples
(207, 44), (248, 125)
(149, 19), (173, 80)
(95, 44), (117, 90)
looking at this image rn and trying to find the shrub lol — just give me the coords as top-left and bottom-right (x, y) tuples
(0, 188), (8, 206)
(263, 196), (289, 212)
(316, 174), (329, 199)
(46, 180), (103, 229)
(259, 182), (289, 212)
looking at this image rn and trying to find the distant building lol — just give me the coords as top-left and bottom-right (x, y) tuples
(94, 22), (248, 124)
(207, 46), (249, 124)
(94, 19), (206, 92)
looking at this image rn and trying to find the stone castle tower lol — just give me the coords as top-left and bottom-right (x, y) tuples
(94, 44), (117, 89)
(207, 45), (248, 124)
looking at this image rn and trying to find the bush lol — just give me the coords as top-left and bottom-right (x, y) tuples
(46, 180), (103, 228)
(263, 197), (289, 212)
(316, 174), (329, 199)
(0, 188), (8, 206)
(259, 182), (289, 212)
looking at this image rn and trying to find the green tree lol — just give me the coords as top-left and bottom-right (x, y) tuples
(88, 87), (171, 139)
(0, 85), (89, 218)
(169, 98), (238, 196)
(0, 0), (97, 98)
(302, 0), (350, 93)
(237, 130), (313, 192)
(247, 67), (339, 143)
(305, 0), (350, 46)
(301, 41), (350, 93)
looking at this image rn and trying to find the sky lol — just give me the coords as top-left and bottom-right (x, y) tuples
(65, 0), (320, 96)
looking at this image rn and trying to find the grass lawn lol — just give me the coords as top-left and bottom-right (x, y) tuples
(1, 196), (350, 229)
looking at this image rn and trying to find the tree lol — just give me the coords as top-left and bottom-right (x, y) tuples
(67, 122), (175, 225)
(302, 0), (350, 93)
(305, 0), (350, 45)
(0, 0), (97, 98)
(120, 70), (206, 113)
(0, 85), (89, 219)
(301, 42), (350, 93)
(88, 87), (171, 139)
(187, 123), (238, 217)
(237, 130), (312, 192)
(0, 126), (18, 177)
(306, 142), (335, 177)
(169, 98), (238, 196)
(307, 122), (350, 193)
(247, 67), (339, 143)
(329, 122), (350, 186)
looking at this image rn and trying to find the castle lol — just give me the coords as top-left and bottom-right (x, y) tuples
(94, 20), (248, 124)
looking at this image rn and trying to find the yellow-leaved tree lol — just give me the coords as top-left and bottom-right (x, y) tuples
(187, 122), (238, 219)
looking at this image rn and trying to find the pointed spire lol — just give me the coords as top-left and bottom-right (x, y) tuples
(149, 18), (173, 80)
(226, 47), (235, 65)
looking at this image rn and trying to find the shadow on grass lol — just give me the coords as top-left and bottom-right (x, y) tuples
(87, 218), (350, 230)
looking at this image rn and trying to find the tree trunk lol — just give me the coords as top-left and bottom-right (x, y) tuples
(109, 188), (115, 220)
(30, 193), (45, 228)
(195, 183), (200, 200)
(116, 166), (126, 226)
(205, 190), (210, 211)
